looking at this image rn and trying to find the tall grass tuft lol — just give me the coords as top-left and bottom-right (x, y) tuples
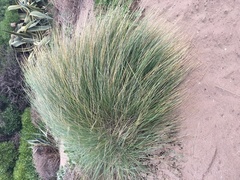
(23, 7), (189, 180)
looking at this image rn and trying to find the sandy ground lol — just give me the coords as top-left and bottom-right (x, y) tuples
(58, 0), (240, 179)
(141, 0), (240, 179)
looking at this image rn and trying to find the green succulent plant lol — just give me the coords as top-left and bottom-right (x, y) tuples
(7, 0), (51, 53)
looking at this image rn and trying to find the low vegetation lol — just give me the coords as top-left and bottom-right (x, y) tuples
(0, 95), (21, 136)
(24, 5), (189, 180)
(0, 0), (18, 46)
(0, 141), (18, 180)
(0, 0), (51, 179)
(13, 108), (39, 180)
(0, 0), (28, 112)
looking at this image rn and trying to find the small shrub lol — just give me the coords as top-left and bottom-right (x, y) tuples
(0, 99), (21, 136)
(0, 141), (18, 180)
(0, 95), (9, 111)
(0, 0), (15, 21)
(0, 8), (19, 45)
(13, 108), (39, 180)
(24, 6), (189, 180)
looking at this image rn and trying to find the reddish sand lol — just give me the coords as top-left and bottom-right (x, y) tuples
(141, 0), (240, 179)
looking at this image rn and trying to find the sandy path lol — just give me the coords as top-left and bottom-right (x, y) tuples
(142, 0), (240, 179)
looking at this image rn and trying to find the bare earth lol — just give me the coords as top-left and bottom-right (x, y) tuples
(141, 0), (240, 179)
(59, 0), (240, 179)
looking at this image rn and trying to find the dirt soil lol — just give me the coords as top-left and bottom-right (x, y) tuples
(141, 0), (240, 179)
(58, 0), (240, 179)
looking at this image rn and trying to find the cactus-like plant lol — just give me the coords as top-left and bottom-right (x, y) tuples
(7, 0), (51, 53)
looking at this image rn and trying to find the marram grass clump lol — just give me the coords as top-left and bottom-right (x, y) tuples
(23, 7), (189, 180)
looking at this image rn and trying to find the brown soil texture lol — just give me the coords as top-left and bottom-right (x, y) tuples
(33, 145), (60, 180)
(141, 0), (240, 179)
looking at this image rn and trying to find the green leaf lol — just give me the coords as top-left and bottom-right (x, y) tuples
(8, 4), (30, 13)
(17, 20), (40, 33)
(29, 11), (52, 20)
(24, 15), (31, 23)
(27, 25), (51, 32)
(22, 38), (35, 43)
(4, 30), (32, 38)
(8, 5), (22, 11)
(26, 4), (44, 12)
(9, 36), (35, 48)
(17, 26), (28, 33)
(29, 20), (41, 28)
(10, 40), (27, 47)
